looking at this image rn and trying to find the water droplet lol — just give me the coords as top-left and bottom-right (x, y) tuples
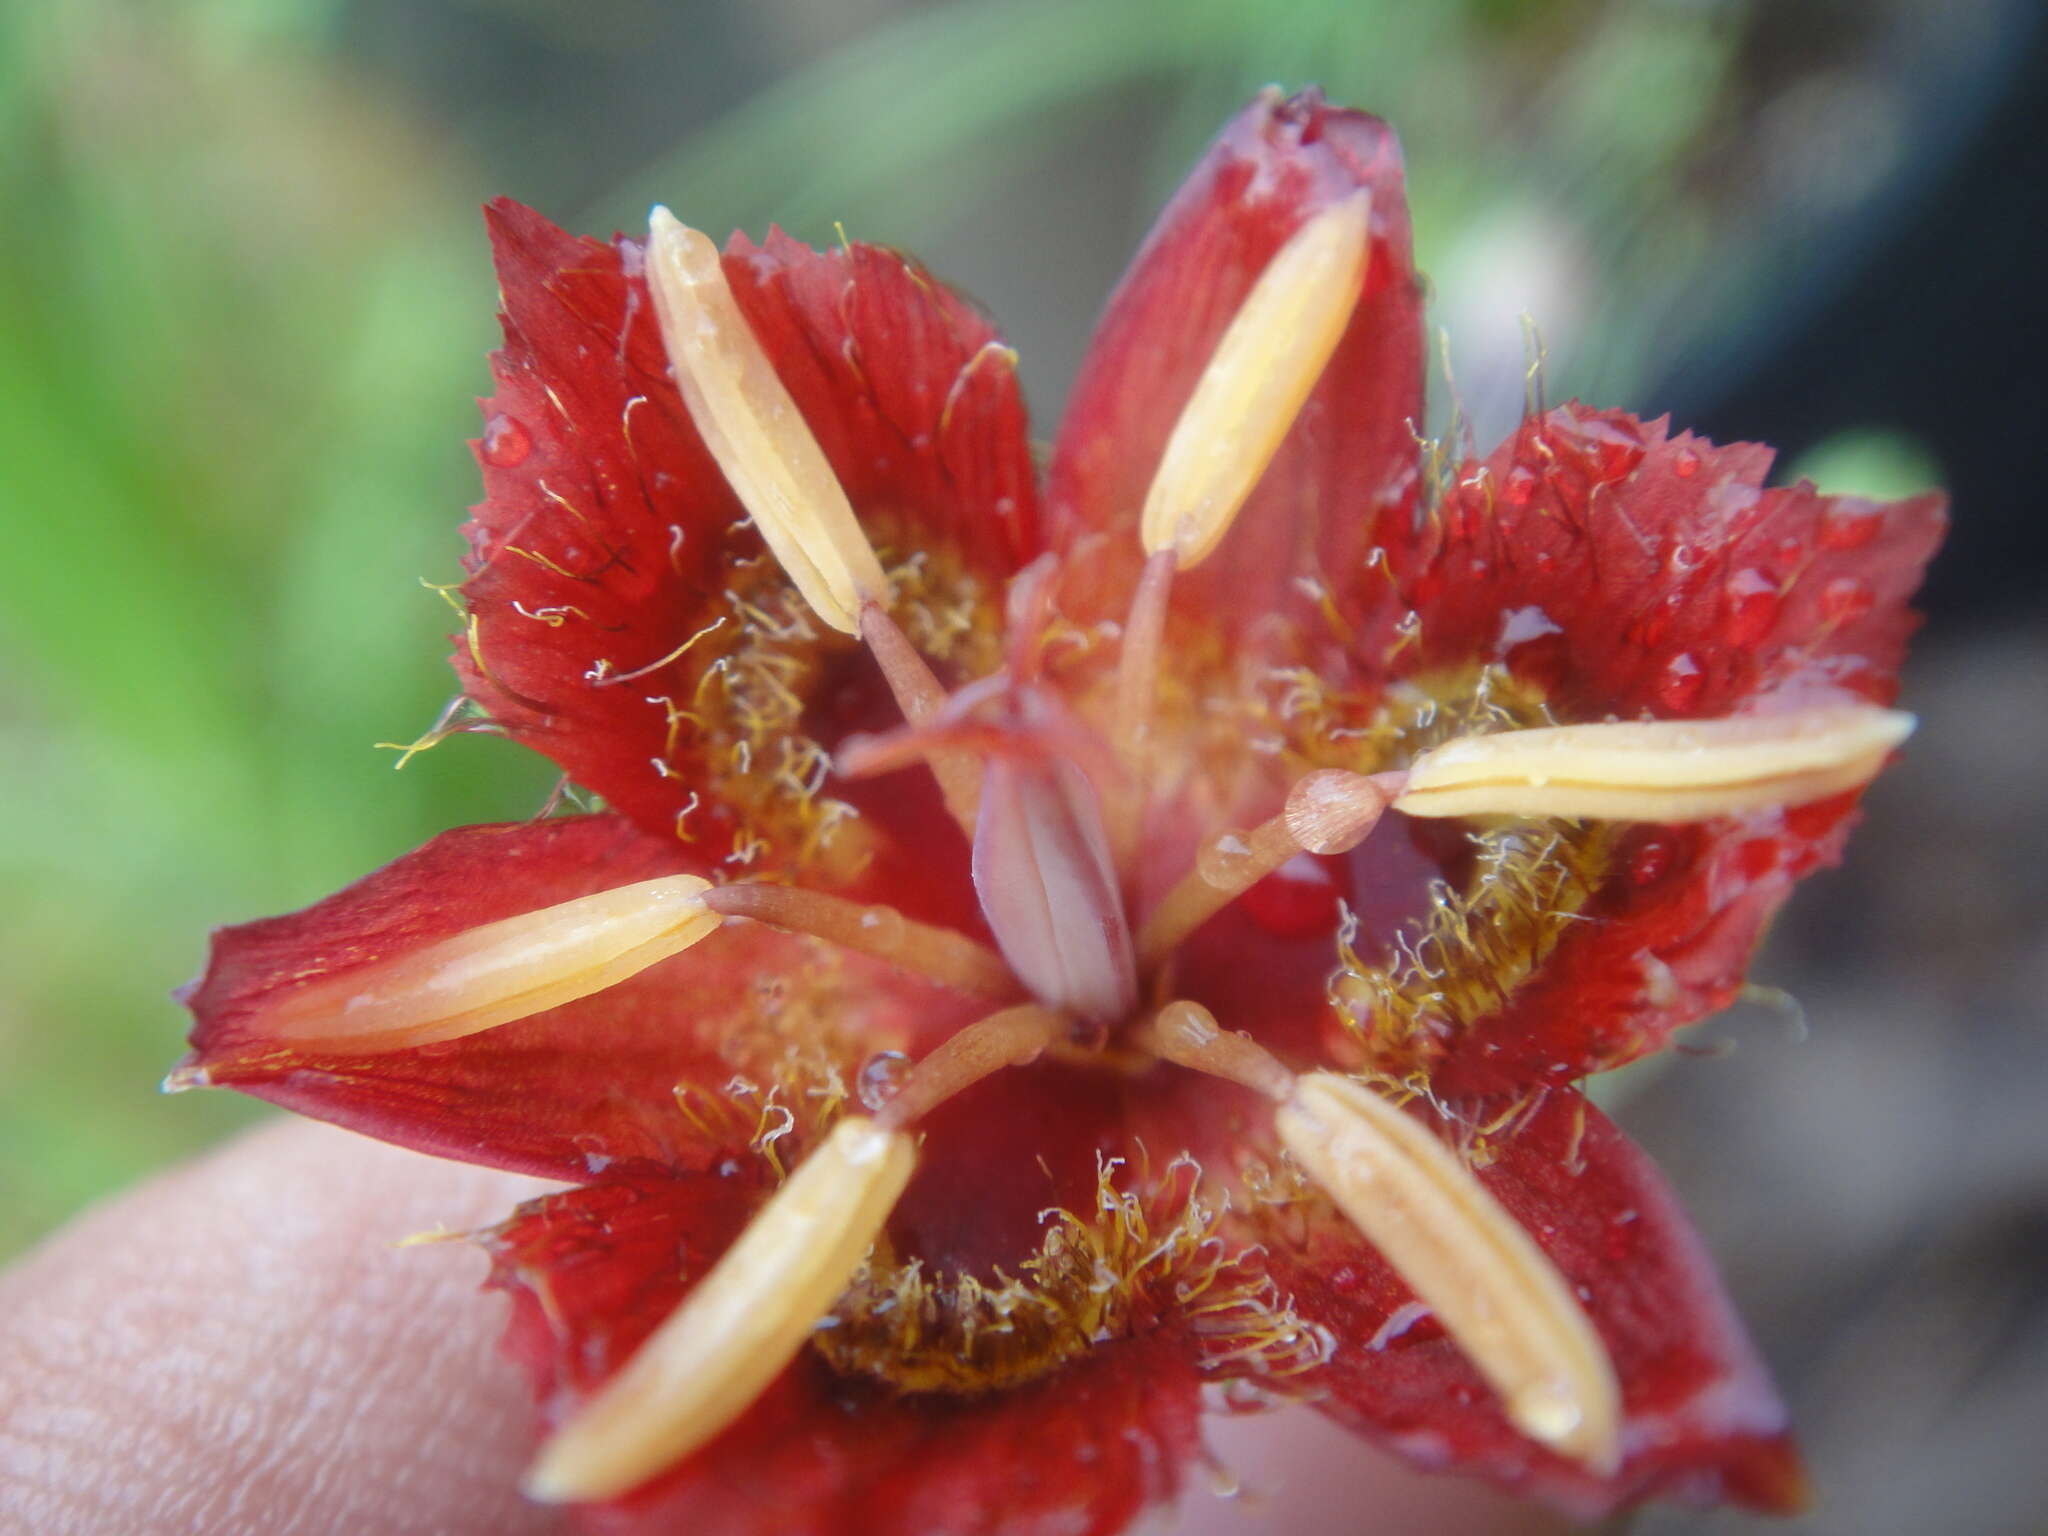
(857, 904), (906, 946)
(856, 1050), (912, 1111)
(1578, 416), (1645, 482)
(1735, 837), (1781, 882)
(481, 413), (532, 468)
(1821, 576), (1873, 624)
(1241, 852), (1341, 938)
(1672, 447), (1701, 479)
(1721, 568), (1780, 644)
(1820, 505), (1881, 550)
(1627, 837), (1675, 887)
(1663, 538), (1703, 575)
(1504, 465), (1538, 506)
(1657, 651), (1705, 712)
(1197, 831), (1256, 888)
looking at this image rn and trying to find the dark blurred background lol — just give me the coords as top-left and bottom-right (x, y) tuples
(1, 1), (2042, 1531)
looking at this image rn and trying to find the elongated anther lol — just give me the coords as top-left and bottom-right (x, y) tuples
(646, 207), (889, 633)
(253, 876), (718, 1053)
(1277, 1074), (1621, 1472)
(1395, 705), (1915, 821)
(1140, 193), (1372, 568)
(525, 1115), (916, 1502)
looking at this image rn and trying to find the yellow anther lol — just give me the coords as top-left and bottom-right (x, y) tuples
(1139, 193), (1372, 568)
(1395, 705), (1914, 822)
(256, 876), (718, 1053)
(645, 207), (889, 633)
(1277, 1073), (1621, 1473)
(524, 1116), (916, 1502)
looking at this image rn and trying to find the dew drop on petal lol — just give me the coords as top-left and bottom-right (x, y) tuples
(1673, 447), (1701, 479)
(1197, 831), (1257, 889)
(1627, 836), (1675, 887)
(1241, 852), (1341, 938)
(856, 1050), (912, 1112)
(1721, 568), (1780, 644)
(1736, 837), (1782, 882)
(1821, 576), (1874, 625)
(1820, 504), (1882, 550)
(1504, 465), (1538, 506)
(481, 413), (533, 468)
(1657, 651), (1705, 712)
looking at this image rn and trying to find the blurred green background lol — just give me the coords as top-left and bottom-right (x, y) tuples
(3, 1), (2043, 1529)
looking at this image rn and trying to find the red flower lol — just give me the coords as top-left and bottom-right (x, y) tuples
(176, 89), (1943, 1533)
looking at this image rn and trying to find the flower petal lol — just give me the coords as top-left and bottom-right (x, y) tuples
(178, 814), (984, 1181)
(482, 1171), (1205, 1536)
(462, 200), (1035, 890)
(1047, 87), (1423, 644)
(1263, 1089), (1804, 1520)
(1366, 406), (1945, 1086)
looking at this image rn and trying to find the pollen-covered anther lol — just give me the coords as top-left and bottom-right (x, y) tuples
(1276, 1074), (1621, 1473)
(1139, 192), (1371, 568)
(645, 206), (889, 633)
(1395, 704), (1916, 822)
(524, 1115), (916, 1503)
(251, 875), (718, 1053)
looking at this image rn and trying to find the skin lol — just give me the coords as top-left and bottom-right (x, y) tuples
(0, 1119), (1557, 1536)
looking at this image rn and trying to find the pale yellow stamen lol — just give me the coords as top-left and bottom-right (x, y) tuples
(645, 207), (889, 633)
(525, 1116), (916, 1502)
(256, 876), (717, 1053)
(1395, 705), (1914, 822)
(1139, 193), (1372, 568)
(1277, 1073), (1621, 1472)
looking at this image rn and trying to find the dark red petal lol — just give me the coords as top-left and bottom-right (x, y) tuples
(1047, 88), (1423, 646)
(462, 200), (1036, 885)
(1265, 1090), (1805, 1520)
(179, 814), (984, 1182)
(483, 1173), (1205, 1536)
(1374, 407), (1944, 1086)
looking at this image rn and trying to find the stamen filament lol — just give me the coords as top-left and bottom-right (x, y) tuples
(858, 600), (982, 833)
(525, 1115), (916, 1502)
(1276, 1073), (1621, 1473)
(646, 207), (888, 633)
(1142, 999), (1293, 1101)
(1137, 772), (1393, 967)
(254, 875), (718, 1053)
(703, 883), (1017, 999)
(1107, 548), (1177, 875)
(1139, 193), (1372, 568)
(1395, 705), (1914, 822)
(874, 1003), (1067, 1128)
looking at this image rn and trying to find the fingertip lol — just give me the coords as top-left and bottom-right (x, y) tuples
(0, 1118), (565, 1536)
